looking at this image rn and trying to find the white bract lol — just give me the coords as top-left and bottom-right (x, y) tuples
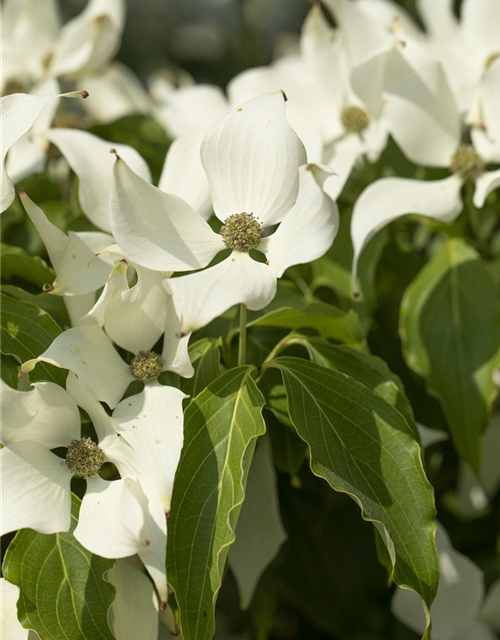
(20, 190), (118, 326)
(349, 57), (500, 278)
(0, 89), (88, 213)
(111, 92), (339, 334)
(0, 374), (169, 601)
(392, 524), (500, 640)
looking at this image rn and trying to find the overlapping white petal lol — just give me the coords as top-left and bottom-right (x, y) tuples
(46, 128), (152, 232)
(392, 525), (485, 640)
(20, 191), (117, 295)
(1, 442), (72, 536)
(75, 475), (168, 603)
(79, 62), (150, 123)
(49, 0), (125, 77)
(165, 252), (277, 334)
(112, 382), (187, 514)
(161, 294), (194, 378)
(5, 78), (60, 185)
(201, 92), (307, 226)
(108, 560), (159, 640)
(473, 169), (500, 208)
(1, 379), (80, 448)
(66, 372), (117, 449)
(153, 83), (228, 138)
(158, 129), (212, 220)
(1, 91), (85, 212)
(111, 157), (224, 271)
(480, 58), (500, 142)
(261, 165), (338, 278)
(21, 323), (134, 409)
(1, 578), (36, 640)
(351, 175), (463, 278)
(1, 0), (60, 88)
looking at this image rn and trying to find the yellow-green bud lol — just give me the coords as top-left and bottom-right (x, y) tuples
(341, 105), (370, 134)
(450, 145), (484, 182)
(130, 350), (164, 382)
(220, 212), (263, 252)
(65, 438), (104, 479)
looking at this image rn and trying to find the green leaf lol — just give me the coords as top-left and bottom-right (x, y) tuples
(287, 336), (417, 436)
(2, 494), (116, 640)
(265, 357), (438, 635)
(267, 410), (307, 477)
(181, 337), (222, 399)
(247, 302), (363, 344)
(1, 243), (55, 287)
(2, 284), (70, 325)
(1, 353), (19, 388)
(168, 366), (266, 640)
(401, 239), (500, 474)
(0, 293), (66, 386)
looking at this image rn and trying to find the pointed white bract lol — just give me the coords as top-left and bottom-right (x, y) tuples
(1, 90), (87, 213)
(112, 93), (338, 333)
(46, 128), (151, 232)
(108, 560), (160, 640)
(392, 524), (498, 640)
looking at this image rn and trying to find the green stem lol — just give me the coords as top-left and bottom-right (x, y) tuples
(238, 304), (247, 366)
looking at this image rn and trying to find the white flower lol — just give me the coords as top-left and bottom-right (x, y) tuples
(19, 190), (119, 326)
(417, 0), (500, 114)
(0, 88), (87, 213)
(349, 91), (500, 278)
(392, 523), (500, 640)
(0, 373), (169, 602)
(111, 92), (339, 334)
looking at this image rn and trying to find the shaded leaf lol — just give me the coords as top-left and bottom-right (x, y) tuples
(401, 239), (500, 474)
(266, 357), (438, 636)
(2, 494), (116, 640)
(0, 293), (66, 385)
(182, 337), (222, 399)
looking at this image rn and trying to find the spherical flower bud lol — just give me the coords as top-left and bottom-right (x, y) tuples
(220, 212), (263, 252)
(65, 438), (104, 479)
(450, 145), (484, 182)
(130, 350), (164, 382)
(341, 106), (370, 134)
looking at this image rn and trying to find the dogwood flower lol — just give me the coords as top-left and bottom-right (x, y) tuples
(111, 92), (339, 334)
(19, 190), (118, 325)
(1, 88), (88, 213)
(0, 373), (169, 602)
(392, 524), (500, 640)
(349, 76), (500, 278)
(417, 0), (500, 114)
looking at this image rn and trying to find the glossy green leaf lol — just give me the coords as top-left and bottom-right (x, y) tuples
(168, 366), (266, 640)
(247, 302), (363, 344)
(401, 239), (500, 474)
(1, 243), (54, 287)
(265, 357), (438, 636)
(0, 293), (66, 386)
(287, 336), (417, 436)
(2, 494), (116, 640)
(182, 337), (222, 399)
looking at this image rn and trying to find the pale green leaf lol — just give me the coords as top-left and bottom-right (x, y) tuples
(167, 366), (266, 640)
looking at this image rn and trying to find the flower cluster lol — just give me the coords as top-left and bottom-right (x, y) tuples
(1, 0), (500, 638)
